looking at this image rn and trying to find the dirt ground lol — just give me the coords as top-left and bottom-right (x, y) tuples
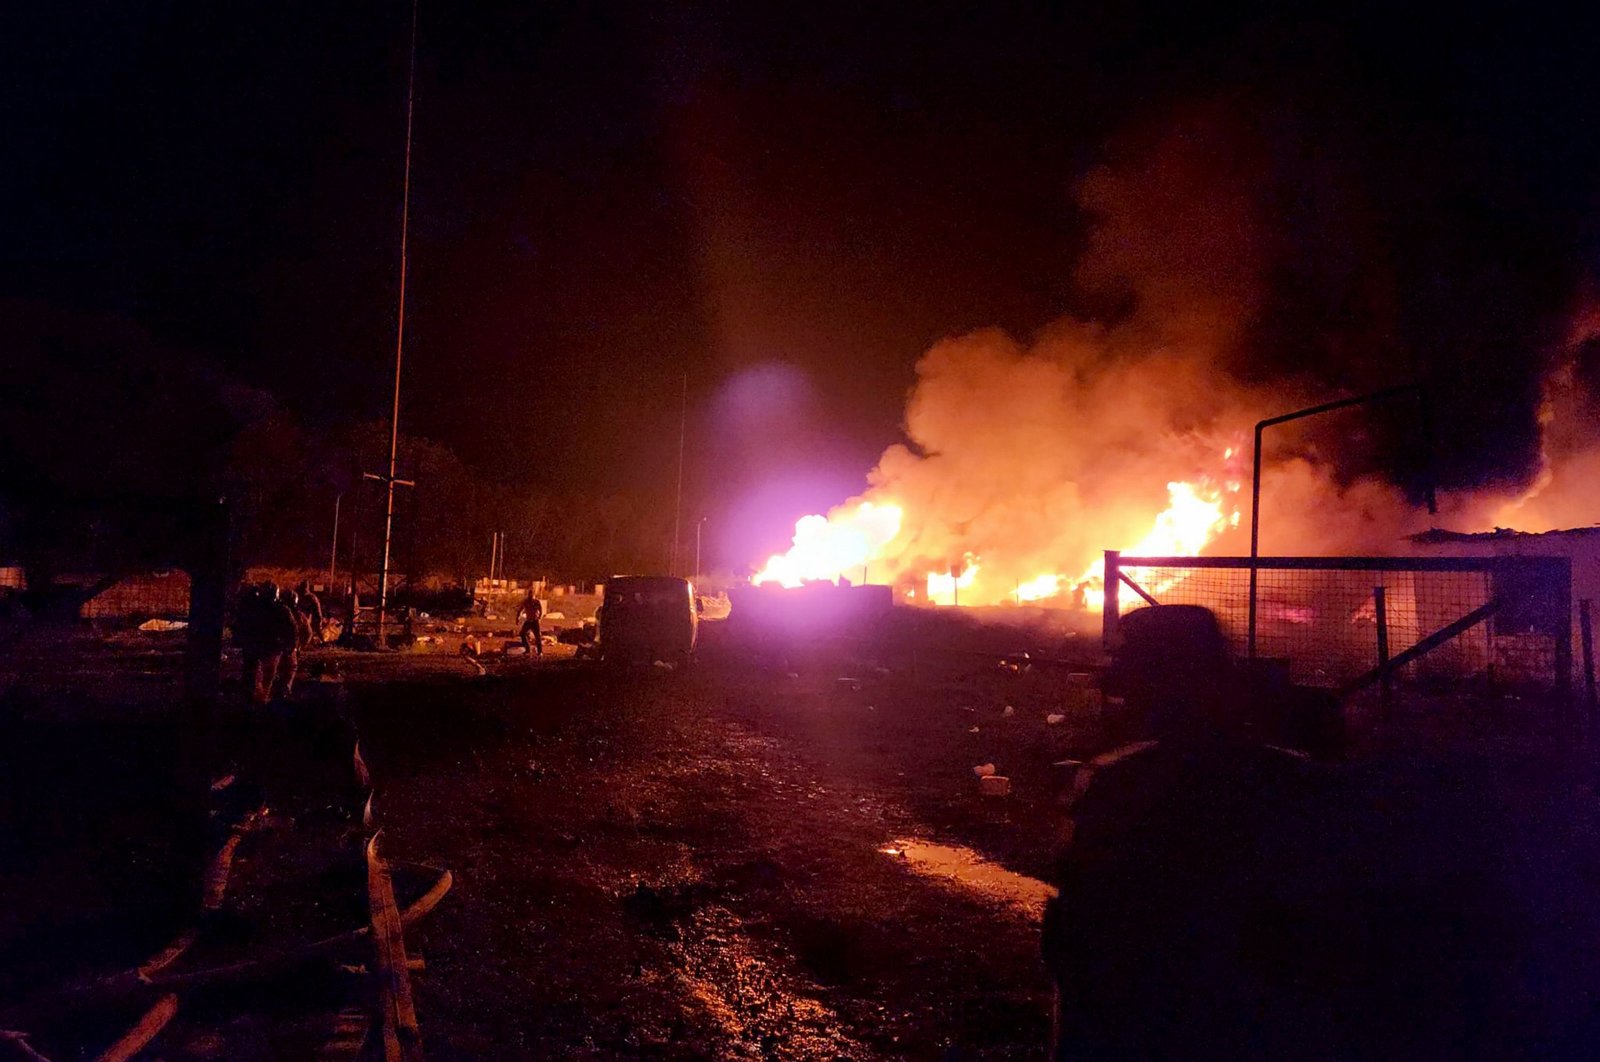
(7, 617), (1600, 1059)
(351, 630), (1093, 1060)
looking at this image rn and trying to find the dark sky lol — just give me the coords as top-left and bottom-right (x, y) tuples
(5, 2), (1599, 565)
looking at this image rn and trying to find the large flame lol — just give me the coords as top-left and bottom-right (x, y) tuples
(1076, 478), (1241, 610)
(752, 501), (903, 588)
(750, 463), (1241, 610)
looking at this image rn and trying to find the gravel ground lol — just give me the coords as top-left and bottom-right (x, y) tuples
(10, 617), (1600, 1059)
(350, 635), (1099, 1060)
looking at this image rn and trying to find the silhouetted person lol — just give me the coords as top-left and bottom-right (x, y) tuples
(296, 581), (324, 645)
(264, 586), (301, 700)
(519, 589), (543, 656)
(234, 581), (272, 705)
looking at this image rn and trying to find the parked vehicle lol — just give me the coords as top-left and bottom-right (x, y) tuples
(597, 576), (699, 665)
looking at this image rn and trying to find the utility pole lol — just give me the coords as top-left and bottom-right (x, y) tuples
(372, 0), (421, 647)
(671, 373), (686, 575)
(695, 515), (707, 579)
(327, 491), (343, 592)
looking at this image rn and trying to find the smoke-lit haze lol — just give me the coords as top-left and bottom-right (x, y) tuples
(753, 102), (1600, 604)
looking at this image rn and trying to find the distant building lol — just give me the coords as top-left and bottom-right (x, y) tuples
(1410, 525), (1600, 684)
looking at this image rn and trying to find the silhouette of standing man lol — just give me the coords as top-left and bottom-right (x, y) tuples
(519, 588), (543, 656)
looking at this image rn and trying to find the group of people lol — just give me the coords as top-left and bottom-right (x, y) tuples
(235, 580), (322, 704)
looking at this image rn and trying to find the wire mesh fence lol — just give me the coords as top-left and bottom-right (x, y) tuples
(1105, 553), (1572, 693)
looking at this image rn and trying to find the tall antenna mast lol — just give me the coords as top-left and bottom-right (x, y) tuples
(373, 0), (420, 645)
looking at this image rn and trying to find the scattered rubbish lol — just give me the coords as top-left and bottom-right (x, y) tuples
(653, 660), (677, 671)
(1001, 705), (1015, 717)
(972, 763), (997, 778)
(785, 672), (800, 680)
(879, 845), (906, 857)
(1064, 672), (1104, 713)
(459, 638), (481, 657)
(866, 705), (875, 711)
(557, 622), (597, 645)
(138, 618), (187, 632)
(1053, 759), (1084, 768)
(836, 676), (862, 687)
(968, 726), (980, 734)
(545, 611), (566, 620)
(1046, 713), (1065, 725)
(504, 645), (528, 657)
(979, 775), (1012, 797)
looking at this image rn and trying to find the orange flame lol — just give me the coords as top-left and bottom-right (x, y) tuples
(1077, 479), (1240, 610)
(751, 461), (1240, 608)
(752, 501), (903, 588)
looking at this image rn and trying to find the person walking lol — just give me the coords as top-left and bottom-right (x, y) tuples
(235, 582), (270, 706)
(296, 581), (324, 645)
(267, 586), (302, 700)
(519, 588), (543, 657)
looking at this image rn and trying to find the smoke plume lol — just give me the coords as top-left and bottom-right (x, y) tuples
(759, 101), (1599, 603)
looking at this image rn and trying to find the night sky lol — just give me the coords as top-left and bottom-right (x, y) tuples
(4, 2), (1598, 567)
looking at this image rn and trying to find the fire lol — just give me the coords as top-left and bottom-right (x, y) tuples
(926, 556), (979, 606)
(1076, 479), (1239, 610)
(752, 501), (903, 588)
(1013, 573), (1065, 602)
(750, 464), (1241, 609)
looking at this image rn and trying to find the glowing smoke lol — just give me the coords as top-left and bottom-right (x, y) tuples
(753, 104), (1600, 604)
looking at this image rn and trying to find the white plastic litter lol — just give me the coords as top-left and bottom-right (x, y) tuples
(1046, 713), (1065, 725)
(138, 618), (187, 632)
(968, 726), (981, 734)
(972, 763), (997, 778)
(1001, 705), (1015, 717)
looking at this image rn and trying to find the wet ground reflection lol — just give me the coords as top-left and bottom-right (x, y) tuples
(880, 839), (1057, 916)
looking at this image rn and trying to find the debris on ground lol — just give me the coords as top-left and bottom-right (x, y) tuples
(972, 763), (996, 778)
(978, 775), (1012, 797)
(1001, 705), (1015, 717)
(137, 618), (188, 632)
(1046, 713), (1065, 725)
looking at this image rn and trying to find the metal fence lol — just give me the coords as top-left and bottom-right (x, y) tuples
(1102, 552), (1572, 695)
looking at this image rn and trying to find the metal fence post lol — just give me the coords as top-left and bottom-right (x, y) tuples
(1555, 557), (1573, 704)
(1580, 599), (1595, 714)
(1374, 584), (1391, 713)
(1103, 550), (1121, 651)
